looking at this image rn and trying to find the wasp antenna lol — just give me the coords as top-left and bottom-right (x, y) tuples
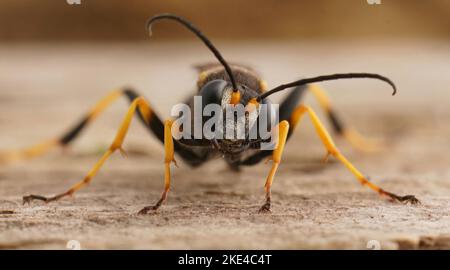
(146, 13), (238, 91)
(147, 23), (153, 37)
(257, 73), (397, 101)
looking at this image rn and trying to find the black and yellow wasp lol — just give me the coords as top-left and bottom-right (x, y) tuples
(1, 14), (419, 214)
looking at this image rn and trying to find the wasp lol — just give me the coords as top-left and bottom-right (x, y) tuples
(1, 14), (419, 214)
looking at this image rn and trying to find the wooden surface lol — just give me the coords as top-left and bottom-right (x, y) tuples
(0, 41), (449, 249)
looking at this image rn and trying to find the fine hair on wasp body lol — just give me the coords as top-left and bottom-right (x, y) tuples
(1, 13), (419, 214)
(170, 90), (280, 152)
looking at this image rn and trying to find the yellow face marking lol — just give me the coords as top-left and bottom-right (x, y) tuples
(245, 98), (260, 113)
(248, 98), (259, 106)
(230, 91), (241, 105)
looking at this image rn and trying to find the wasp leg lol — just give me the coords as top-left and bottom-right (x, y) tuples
(258, 120), (290, 213)
(0, 89), (125, 164)
(308, 84), (384, 152)
(138, 119), (176, 214)
(22, 97), (177, 210)
(1, 87), (207, 168)
(289, 104), (420, 205)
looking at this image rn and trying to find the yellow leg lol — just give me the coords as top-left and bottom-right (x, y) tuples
(138, 119), (177, 214)
(0, 139), (60, 164)
(259, 120), (290, 213)
(290, 104), (419, 204)
(0, 89), (123, 165)
(309, 84), (384, 152)
(22, 97), (171, 210)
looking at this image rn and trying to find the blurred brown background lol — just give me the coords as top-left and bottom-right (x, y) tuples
(0, 0), (449, 42)
(1, 0), (450, 250)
